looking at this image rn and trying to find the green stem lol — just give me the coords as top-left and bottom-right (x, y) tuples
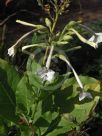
(43, 46), (49, 65)
(46, 6), (59, 69)
(46, 45), (54, 69)
(51, 11), (59, 33)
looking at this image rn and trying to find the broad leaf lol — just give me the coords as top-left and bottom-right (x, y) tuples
(45, 76), (100, 136)
(68, 76), (100, 123)
(0, 58), (20, 91)
(0, 58), (20, 121)
(31, 101), (42, 124)
(16, 75), (34, 114)
(0, 82), (16, 120)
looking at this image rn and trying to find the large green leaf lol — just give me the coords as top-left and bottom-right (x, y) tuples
(47, 116), (77, 136)
(0, 58), (20, 121)
(31, 101), (42, 124)
(42, 76), (100, 136)
(16, 73), (42, 122)
(68, 76), (100, 123)
(35, 111), (59, 136)
(17, 55), (100, 136)
(16, 75), (34, 114)
(0, 58), (20, 92)
(0, 82), (16, 120)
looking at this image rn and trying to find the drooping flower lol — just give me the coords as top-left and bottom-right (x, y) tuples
(8, 46), (16, 57)
(37, 67), (55, 82)
(79, 91), (93, 101)
(89, 33), (102, 46)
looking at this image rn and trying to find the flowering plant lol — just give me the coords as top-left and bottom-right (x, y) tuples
(0, 0), (101, 135)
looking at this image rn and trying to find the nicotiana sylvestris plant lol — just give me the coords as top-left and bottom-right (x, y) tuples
(0, 0), (101, 136)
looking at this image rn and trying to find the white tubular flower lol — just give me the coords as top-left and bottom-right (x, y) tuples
(8, 46), (16, 57)
(79, 91), (93, 101)
(37, 67), (55, 82)
(46, 70), (55, 82)
(89, 33), (102, 46)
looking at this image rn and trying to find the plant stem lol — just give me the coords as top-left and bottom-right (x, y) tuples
(51, 12), (58, 33)
(46, 5), (59, 69)
(43, 46), (49, 65)
(21, 114), (35, 136)
(46, 45), (54, 69)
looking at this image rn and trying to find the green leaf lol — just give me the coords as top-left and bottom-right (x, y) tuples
(21, 126), (32, 136)
(0, 82), (16, 120)
(62, 76), (100, 121)
(0, 58), (20, 121)
(32, 101), (42, 124)
(47, 116), (77, 136)
(36, 111), (59, 135)
(32, 33), (48, 44)
(16, 75), (34, 114)
(46, 76), (100, 136)
(26, 56), (41, 73)
(0, 58), (20, 92)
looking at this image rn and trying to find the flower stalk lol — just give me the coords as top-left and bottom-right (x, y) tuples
(45, 2), (59, 69)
